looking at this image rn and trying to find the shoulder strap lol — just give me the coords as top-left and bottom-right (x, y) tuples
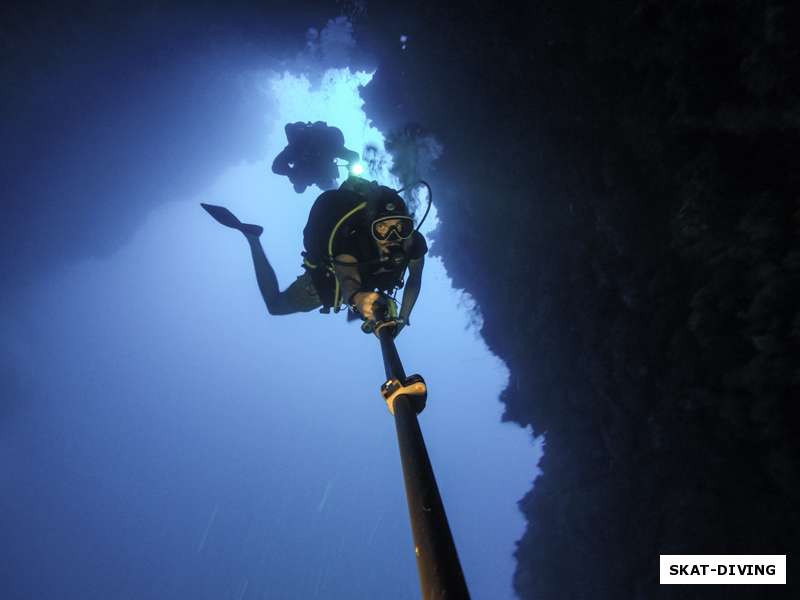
(327, 200), (367, 312)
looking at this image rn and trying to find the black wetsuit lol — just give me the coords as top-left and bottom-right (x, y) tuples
(302, 190), (427, 310)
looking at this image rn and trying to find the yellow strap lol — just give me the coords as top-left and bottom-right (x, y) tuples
(328, 201), (367, 308)
(333, 273), (341, 311)
(328, 201), (367, 258)
(373, 320), (397, 336)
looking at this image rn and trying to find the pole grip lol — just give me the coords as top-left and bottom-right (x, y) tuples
(377, 328), (470, 599)
(393, 395), (471, 599)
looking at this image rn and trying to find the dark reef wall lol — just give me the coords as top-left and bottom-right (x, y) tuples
(362, 2), (799, 598)
(0, 1), (332, 290)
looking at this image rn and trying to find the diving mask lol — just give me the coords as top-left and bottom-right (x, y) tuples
(371, 216), (414, 242)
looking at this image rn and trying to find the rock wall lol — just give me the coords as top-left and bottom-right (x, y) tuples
(361, 2), (799, 597)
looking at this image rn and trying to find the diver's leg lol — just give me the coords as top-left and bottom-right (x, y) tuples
(267, 271), (322, 315)
(245, 236), (321, 315)
(245, 234), (284, 314)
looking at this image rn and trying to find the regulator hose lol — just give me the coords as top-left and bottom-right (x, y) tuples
(397, 180), (433, 232)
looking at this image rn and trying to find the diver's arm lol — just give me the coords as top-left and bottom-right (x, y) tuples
(271, 147), (294, 175)
(399, 256), (424, 324)
(333, 254), (362, 304)
(335, 253), (385, 320)
(335, 147), (360, 164)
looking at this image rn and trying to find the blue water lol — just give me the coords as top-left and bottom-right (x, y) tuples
(0, 68), (541, 599)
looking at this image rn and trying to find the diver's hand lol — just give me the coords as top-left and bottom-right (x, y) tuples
(391, 317), (407, 338)
(351, 291), (385, 321)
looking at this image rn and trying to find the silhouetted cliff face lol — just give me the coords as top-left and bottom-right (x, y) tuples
(362, 2), (799, 598)
(0, 2), (334, 290)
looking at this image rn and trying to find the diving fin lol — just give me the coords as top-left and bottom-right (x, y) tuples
(201, 203), (263, 237)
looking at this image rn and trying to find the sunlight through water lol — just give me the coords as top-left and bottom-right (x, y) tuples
(6, 66), (542, 600)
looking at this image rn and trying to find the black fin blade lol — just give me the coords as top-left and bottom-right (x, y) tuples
(201, 203), (243, 229)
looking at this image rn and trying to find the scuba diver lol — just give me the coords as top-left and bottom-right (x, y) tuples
(201, 179), (427, 334)
(272, 121), (360, 193)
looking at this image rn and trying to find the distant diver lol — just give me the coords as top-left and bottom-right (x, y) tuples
(272, 121), (360, 193)
(201, 178), (427, 333)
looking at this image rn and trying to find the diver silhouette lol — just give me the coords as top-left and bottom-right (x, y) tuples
(271, 121), (360, 193)
(201, 179), (425, 333)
